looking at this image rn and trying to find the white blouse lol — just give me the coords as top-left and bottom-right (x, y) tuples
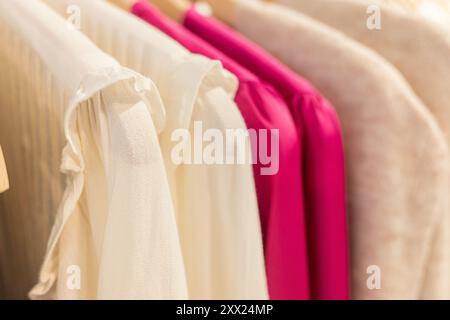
(43, 0), (268, 300)
(0, 0), (187, 299)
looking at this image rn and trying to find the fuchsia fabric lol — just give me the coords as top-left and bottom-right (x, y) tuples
(132, 1), (311, 299)
(183, 7), (349, 300)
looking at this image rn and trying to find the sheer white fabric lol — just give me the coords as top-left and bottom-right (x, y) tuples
(0, 0), (187, 299)
(43, 0), (268, 300)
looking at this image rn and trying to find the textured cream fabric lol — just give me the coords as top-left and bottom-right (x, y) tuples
(234, 0), (450, 300)
(278, 0), (450, 299)
(0, 146), (8, 193)
(0, 0), (187, 300)
(44, 0), (268, 300)
(277, 0), (450, 165)
(377, 0), (450, 24)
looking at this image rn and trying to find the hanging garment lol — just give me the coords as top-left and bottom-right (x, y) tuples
(0, 146), (8, 193)
(181, 5), (349, 300)
(278, 0), (450, 299)
(375, 0), (450, 24)
(131, 0), (310, 300)
(45, 0), (268, 300)
(0, 0), (188, 300)
(231, 0), (450, 300)
(277, 0), (450, 165)
(277, 0), (450, 174)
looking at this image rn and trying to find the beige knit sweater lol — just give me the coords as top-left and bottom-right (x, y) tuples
(278, 0), (450, 154)
(234, 0), (450, 299)
(278, 0), (450, 299)
(377, 0), (450, 23)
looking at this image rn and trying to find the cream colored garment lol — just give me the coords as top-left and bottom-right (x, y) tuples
(234, 0), (449, 300)
(379, 0), (450, 24)
(0, 0), (187, 300)
(277, 0), (450, 160)
(277, 0), (450, 156)
(44, 0), (268, 300)
(0, 146), (8, 193)
(278, 0), (450, 299)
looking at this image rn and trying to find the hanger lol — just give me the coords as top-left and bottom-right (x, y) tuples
(110, 0), (236, 25)
(192, 0), (237, 25)
(109, 0), (135, 10)
(108, 0), (188, 22)
(148, 0), (190, 23)
(197, 0), (279, 27)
